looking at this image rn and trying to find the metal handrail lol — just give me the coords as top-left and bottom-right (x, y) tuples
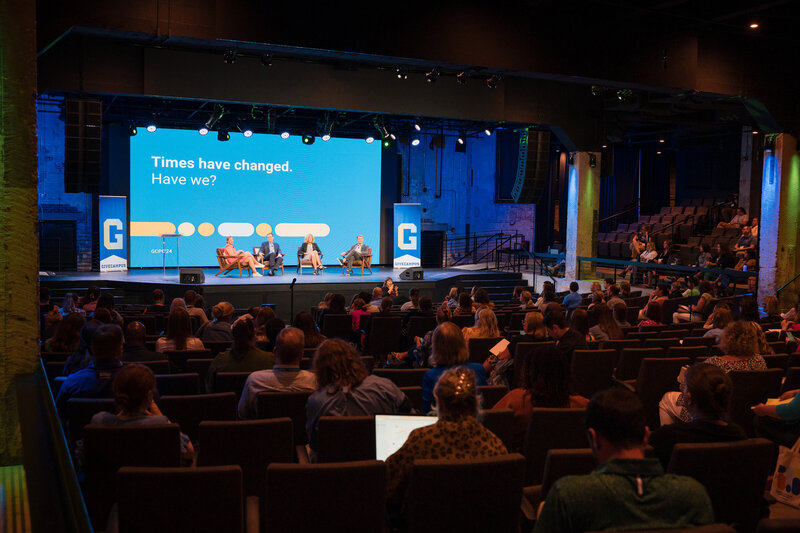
(446, 231), (523, 267)
(777, 272), (800, 297)
(599, 203), (639, 224)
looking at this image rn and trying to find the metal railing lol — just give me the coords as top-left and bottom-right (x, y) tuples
(444, 231), (525, 269)
(599, 202), (639, 233)
(777, 272), (800, 298)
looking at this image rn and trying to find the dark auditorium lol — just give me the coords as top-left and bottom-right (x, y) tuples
(4, 1), (800, 531)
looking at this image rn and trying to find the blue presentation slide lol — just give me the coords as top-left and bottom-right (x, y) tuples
(129, 128), (382, 268)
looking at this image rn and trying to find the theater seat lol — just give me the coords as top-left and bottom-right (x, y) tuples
(522, 448), (596, 519)
(522, 408), (588, 485)
(316, 416), (375, 463)
(159, 392), (237, 442)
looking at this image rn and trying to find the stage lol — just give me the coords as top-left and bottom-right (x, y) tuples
(40, 267), (526, 321)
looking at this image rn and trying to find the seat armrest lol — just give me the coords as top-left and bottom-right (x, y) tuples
(296, 444), (310, 464)
(612, 378), (636, 392)
(245, 495), (260, 533)
(521, 485), (542, 521)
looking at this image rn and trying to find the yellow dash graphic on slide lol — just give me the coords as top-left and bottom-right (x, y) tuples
(130, 222), (176, 237)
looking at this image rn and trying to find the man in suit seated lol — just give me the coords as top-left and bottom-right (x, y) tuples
(257, 233), (283, 276)
(338, 234), (369, 276)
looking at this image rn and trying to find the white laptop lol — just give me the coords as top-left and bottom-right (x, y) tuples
(374, 414), (437, 461)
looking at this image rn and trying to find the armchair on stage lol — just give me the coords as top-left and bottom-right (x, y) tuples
(252, 246), (284, 276)
(296, 247), (323, 275)
(215, 248), (251, 278)
(343, 246), (373, 276)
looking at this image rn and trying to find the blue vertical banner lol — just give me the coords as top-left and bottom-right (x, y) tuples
(393, 203), (421, 268)
(99, 195), (128, 272)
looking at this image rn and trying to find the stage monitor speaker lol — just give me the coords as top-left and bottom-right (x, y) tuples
(180, 268), (205, 284)
(64, 98), (102, 194)
(399, 267), (424, 281)
(511, 130), (550, 204)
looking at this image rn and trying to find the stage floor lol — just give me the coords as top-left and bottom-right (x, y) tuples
(40, 266), (491, 286)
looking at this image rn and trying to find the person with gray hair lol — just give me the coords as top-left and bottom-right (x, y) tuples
(237, 327), (317, 419)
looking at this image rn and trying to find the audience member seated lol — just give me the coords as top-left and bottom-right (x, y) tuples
(454, 292), (474, 316)
(156, 308), (205, 352)
(223, 235), (263, 277)
(562, 282), (582, 310)
(660, 320), (767, 425)
(368, 287), (384, 310)
(781, 296), (800, 329)
(488, 311), (549, 388)
(717, 206), (748, 229)
(379, 297), (393, 315)
(519, 290), (536, 310)
(206, 319), (274, 392)
(461, 307), (500, 342)
(733, 225), (756, 258)
(43, 312), (85, 353)
(587, 291), (605, 312)
(668, 281), (683, 299)
(673, 281), (714, 323)
(637, 242), (658, 284)
(444, 287), (460, 310)
(494, 345), (589, 450)
(400, 288), (420, 312)
(638, 301), (663, 331)
(60, 292), (84, 317)
(402, 296), (434, 330)
(754, 383), (800, 448)
(422, 322), (488, 413)
(693, 244), (713, 282)
(708, 243), (737, 294)
(253, 307), (276, 342)
(262, 318), (286, 352)
(386, 367), (507, 512)
(650, 363), (746, 468)
(94, 293), (124, 326)
(317, 292), (334, 310)
(570, 308), (592, 342)
(306, 339), (412, 456)
(702, 307), (734, 344)
(681, 277), (700, 297)
(614, 302), (631, 328)
(56, 324), (125, 418)
(238, 327), (317, 419)
(750, 217), (759, 237)
(62, 320), (100, 376)
(122, 322), (165, 363)
(196, 301), (235, 342)
(544, 311), (588, 365)
(383, 277), (399, 298)
(606, 285), (624, 309)
(292, 311), (327, 349)
(78, 286), (100, 313)
(89, 363), (193, 462)
(316, 293), (346, 329)
(588, 304), (623, 342)
(183, 289), (209, 326)
(350, 298), (371, 331)
(535, 282), (557, 312)
(619, 281), (632, 298)
(735, 249), (757, 272)
(170, 297), (187, 313)
(144, 288), (167, 314)
(761, 296), (782, 324)
(509, 286), (524, 306)
(472, 288), (495, 313)
(647, 240), (676, 287)
(638, 283), (668, 322)
(390, 305), (451, 369)
(533, 388), (714, 532)
(739, 296), (761, 322)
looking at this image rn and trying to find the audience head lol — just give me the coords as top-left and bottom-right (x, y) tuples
(614, 302), (628, 324)
(712, 307), (734, 330)
(524, 312), (546, 337)
(212, 301), (234, 322)
(569, 281), (579, 293)
(590, 282), (602, 293)
(644, 301), (662, 323)
(720, 320), (759, 358)
(737, 207), (746, 217)
(521, 345), (571, 407)
(372, 287), (383, 300)
(313, 339), (368, 391)
(93, 307), (113, 324)
(520, 291), (532, 306)
(700, 243), (711, 254)
(265, 317), (286, 343)
(91, 324), (123, 361)
(256, 307), (276, 329)
(544, 311), (568, 339)
(322, 292), (334, 307)
(85, 286), (100, 302)
(50, 312), (85, 352)
(591, 291), (605, 305)
(231, 318), (255, 358)
(683, 364), (733, 420)
(194, 294), (206, 312)
(609, 285), (620, 297)
(541, 282), (556, 301)
(384, 277), (394, 287)
(764, 296), (780, 317)
(112, 363), (156, 414)
(380, 297), (393, 314)
(170, 298), (187, 313)
(351, 298), (366, 312)
(96, 292), (115, 311)
(698, 281), (713, 295)
(274, 327), (305, 365)
(586, 388), (648, 459)
(436, 304), (452, 324)
(604, 278), (614, 290)
(416, 296), (431, 313)
(593, 303), (622, 339)
(328, 294), (346, 314)
(752, 322), (774, 355)
(152, 288), (164, 304)
(61, 292), (78, 314)
(435, 367), (479, 421)
(717, 242), (729, 255)
(356, 291), (372, 305)
(167, 307), (193, 349)
(570, 308), (590, 336)
(655, 283), (670, 298)
(513, 286), (524, 299)
(431, 322), (468, 367)
(475, 288), (491, 305)
(742, 225), (752, 237)
(409, 288), (420, 302)
(739, 296), (760, 322)
(473, 308), (500, 337)
(183, 290), (197, 306)
(458, 292), (472, 311)
(619, 281), (631, 296)
(124, 321), (147, 347)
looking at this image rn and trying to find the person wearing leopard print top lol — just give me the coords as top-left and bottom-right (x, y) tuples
(385, 367), (507, 512)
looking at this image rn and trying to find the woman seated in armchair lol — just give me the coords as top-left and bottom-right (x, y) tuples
(223, 236), (262, 277)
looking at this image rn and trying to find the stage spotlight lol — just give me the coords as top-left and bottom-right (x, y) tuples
(302, 134), (315, 145)
(426, 67), (441, 83)
(456, 71), (469, 85)
(411, 137), (420, 146)
(484, 127), (493, 137)
(656, 151), (662, 155)
(414, 120), (422, 132)
(259, 52), (273, 67)
(127, 124), (137, 136)
(242, 129), (253, 138)
(752, 130), (759, 135)
(146, 124), (157, 133)
(382, 138), (392, 149)
(322, 134), (331, 141)
(602, 144), (607, 149)
(199, 127), (209, 136)
(280, 131), (290, 139)
(457, 133), (465, 145)
(486, 75), (501, 89)
(223, 49), (237, 64)
(658, 138), (665, 143)
(366, 136), (375, 144)
(389, 132), (397, 141)
(455, 133), (467, 153)
(749, 22), (759, 29)
(396, 66), (408, 80)
(218, 130), (230, 141)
